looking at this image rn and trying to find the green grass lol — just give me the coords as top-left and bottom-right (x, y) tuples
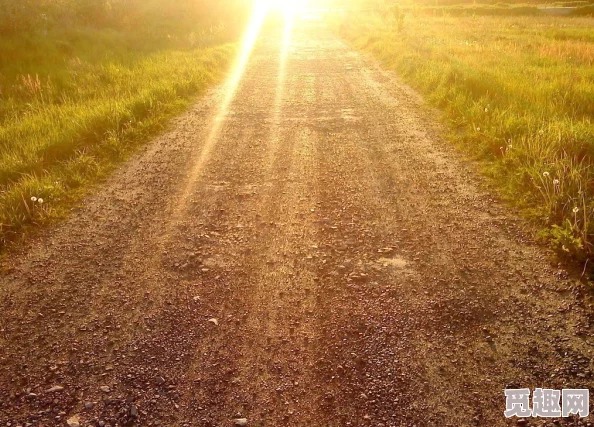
(335, 12), (594, 260)
(0, 27), (235, 249)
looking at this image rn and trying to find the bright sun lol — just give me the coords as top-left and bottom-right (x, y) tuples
(260, 0), (308, 16)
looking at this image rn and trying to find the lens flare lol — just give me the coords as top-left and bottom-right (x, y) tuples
(264, 0), (308, 16)
(178, 0), (269, 203)
(177, 0), (305, 207)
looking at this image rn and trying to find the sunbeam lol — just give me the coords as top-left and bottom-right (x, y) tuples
(274, 3), (296, 125)
(263, 3), (297, 175)
(178, 0), (270, 203)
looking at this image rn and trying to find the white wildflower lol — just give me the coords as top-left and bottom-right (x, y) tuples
(573, 206), (579, 213)
(30, 196), (37, 202)
(37, 198), (44, 204)
(543, 172), (550, 177)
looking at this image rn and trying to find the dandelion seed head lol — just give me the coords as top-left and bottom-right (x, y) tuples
(37, 198), (44, 204)
(573, 206), (579, 213)
(553, 179), (560, 185)
(543, 171), (550, 177)
(30, 196), (37, 202)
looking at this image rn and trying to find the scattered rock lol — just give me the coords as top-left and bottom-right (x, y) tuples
(84, 402), (94, 410)
(208, 318), (219, 326)
(99, 386), (110, 393)
(516, 419), (527, 426)
(130, 405), (138, 417)
(155, 376), (166, 385)
(233, 418), (248, 426)
(45, 385), (64, 393)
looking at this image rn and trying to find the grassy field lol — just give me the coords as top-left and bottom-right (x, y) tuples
(0, 1), (245, 250)
(335, 11), (594, 261)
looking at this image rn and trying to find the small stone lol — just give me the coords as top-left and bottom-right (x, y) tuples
(208, 318), (219, 326)
(99, 386), (110, 393)
(352, 273), (369, 283)
(130, 406), (138, 417)
(155, 376), (166, 385)
(233, 419), (248, 426)
(516, 419), (527, 426)
(84, 402), (94, 410)
(45, 386), (64, 393)
(66, 415), (80, 427)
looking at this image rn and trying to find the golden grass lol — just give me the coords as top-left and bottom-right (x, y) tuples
(0, 27), (235, 250)
(336, 13), (594, 259)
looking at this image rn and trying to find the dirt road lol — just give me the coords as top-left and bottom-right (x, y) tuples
(1, 18), (593, 427)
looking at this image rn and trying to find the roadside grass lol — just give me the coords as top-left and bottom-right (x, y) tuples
(334, 13), (594, 260)
(0, 28), (235, 249)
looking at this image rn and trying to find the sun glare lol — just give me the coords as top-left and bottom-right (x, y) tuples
(178, 0), (306, 205)
(262, 0), (308, 16)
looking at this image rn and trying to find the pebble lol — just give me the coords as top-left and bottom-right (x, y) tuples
(208, 318), (219, 326)
(45, 386), (64, 393)
(99, 386), (110, 393)
(233, 418), (248, 426)
(84, 402), (94, 410)
(66, 415), (80, 427)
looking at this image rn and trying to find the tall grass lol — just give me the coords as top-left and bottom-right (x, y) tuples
(335, 13), (594, 260)
(0, 1), (246, 249)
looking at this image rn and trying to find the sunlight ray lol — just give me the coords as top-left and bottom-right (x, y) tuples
(275, 4), (296, 115)
(267, 4), (296, 168)
(179, 0), (269, 202)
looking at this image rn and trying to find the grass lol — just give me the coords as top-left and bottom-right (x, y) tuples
(334, 12), (594, 260)
(0, 27), (235, 249)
